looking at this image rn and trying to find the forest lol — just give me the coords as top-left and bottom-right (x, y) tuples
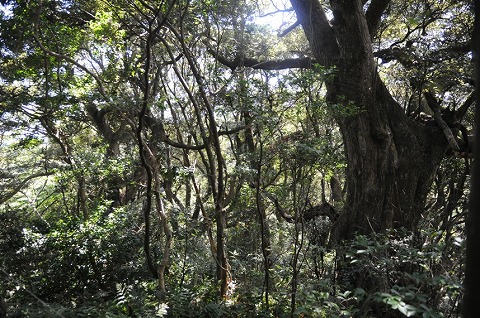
(1, 0), (479, 317)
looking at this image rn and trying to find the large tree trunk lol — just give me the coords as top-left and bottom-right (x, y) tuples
(329, 73), (447, 242)
(291, 0), (449, 243)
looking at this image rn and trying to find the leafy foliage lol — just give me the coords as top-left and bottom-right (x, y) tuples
(0, 0), (472, 317)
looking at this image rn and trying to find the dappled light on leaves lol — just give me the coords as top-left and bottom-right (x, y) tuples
(0, 0), (473, 317)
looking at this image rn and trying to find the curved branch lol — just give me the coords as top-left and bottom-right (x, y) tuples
(161, 135), (206, 150)
(0, 172), (53, 204)
(262, 192), (294, 223)
(304, 202), (339, 222)
(365, 0), (390, 38)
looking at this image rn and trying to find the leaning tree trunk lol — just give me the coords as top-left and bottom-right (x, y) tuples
(290, 0), (449, 243)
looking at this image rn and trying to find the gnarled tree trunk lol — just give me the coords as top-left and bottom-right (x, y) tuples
(290, 0), (449, 243)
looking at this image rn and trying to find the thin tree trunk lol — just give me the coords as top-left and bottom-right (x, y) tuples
(255, 136), (272, 310)
(216, 206), (229, 298)
(78, 176), (88, 221)
(168, 23), (230, 297)
(154, 185), (172, 299)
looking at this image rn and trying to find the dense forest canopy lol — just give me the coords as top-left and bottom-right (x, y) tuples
(0, 0), (476, 317)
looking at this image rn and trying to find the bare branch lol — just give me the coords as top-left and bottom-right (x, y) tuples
(260, 5), (294, 17)
(278, 20), (301, 37)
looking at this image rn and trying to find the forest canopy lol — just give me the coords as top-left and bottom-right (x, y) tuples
(0, 0), (476, 317)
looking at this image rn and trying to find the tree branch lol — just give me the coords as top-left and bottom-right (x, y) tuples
(262, 192), (294, 223)
(218, 125), (247, 136)
(278, 20), (301, 37)
(206, 47), (315, 70)
(424, 91), (460, 151)
(290, 0), (339, 66)
(249, 58), (315, 70)
(33, 2), (107, 99)
(365, 0), (390, 38)
(374, 41), (471, 66)
(457, 92), (476, 122)
(303, 202), (339, 222)
(0, 172), (54, 204)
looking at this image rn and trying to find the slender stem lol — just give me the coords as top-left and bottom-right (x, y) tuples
(256, 131), (270, 310)
(136, 19), (157, 279)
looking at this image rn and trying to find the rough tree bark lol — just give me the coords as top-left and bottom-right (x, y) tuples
(290, 0), (449, 243)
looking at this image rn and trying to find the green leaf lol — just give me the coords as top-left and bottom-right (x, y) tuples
(398, 303), (418, 317)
